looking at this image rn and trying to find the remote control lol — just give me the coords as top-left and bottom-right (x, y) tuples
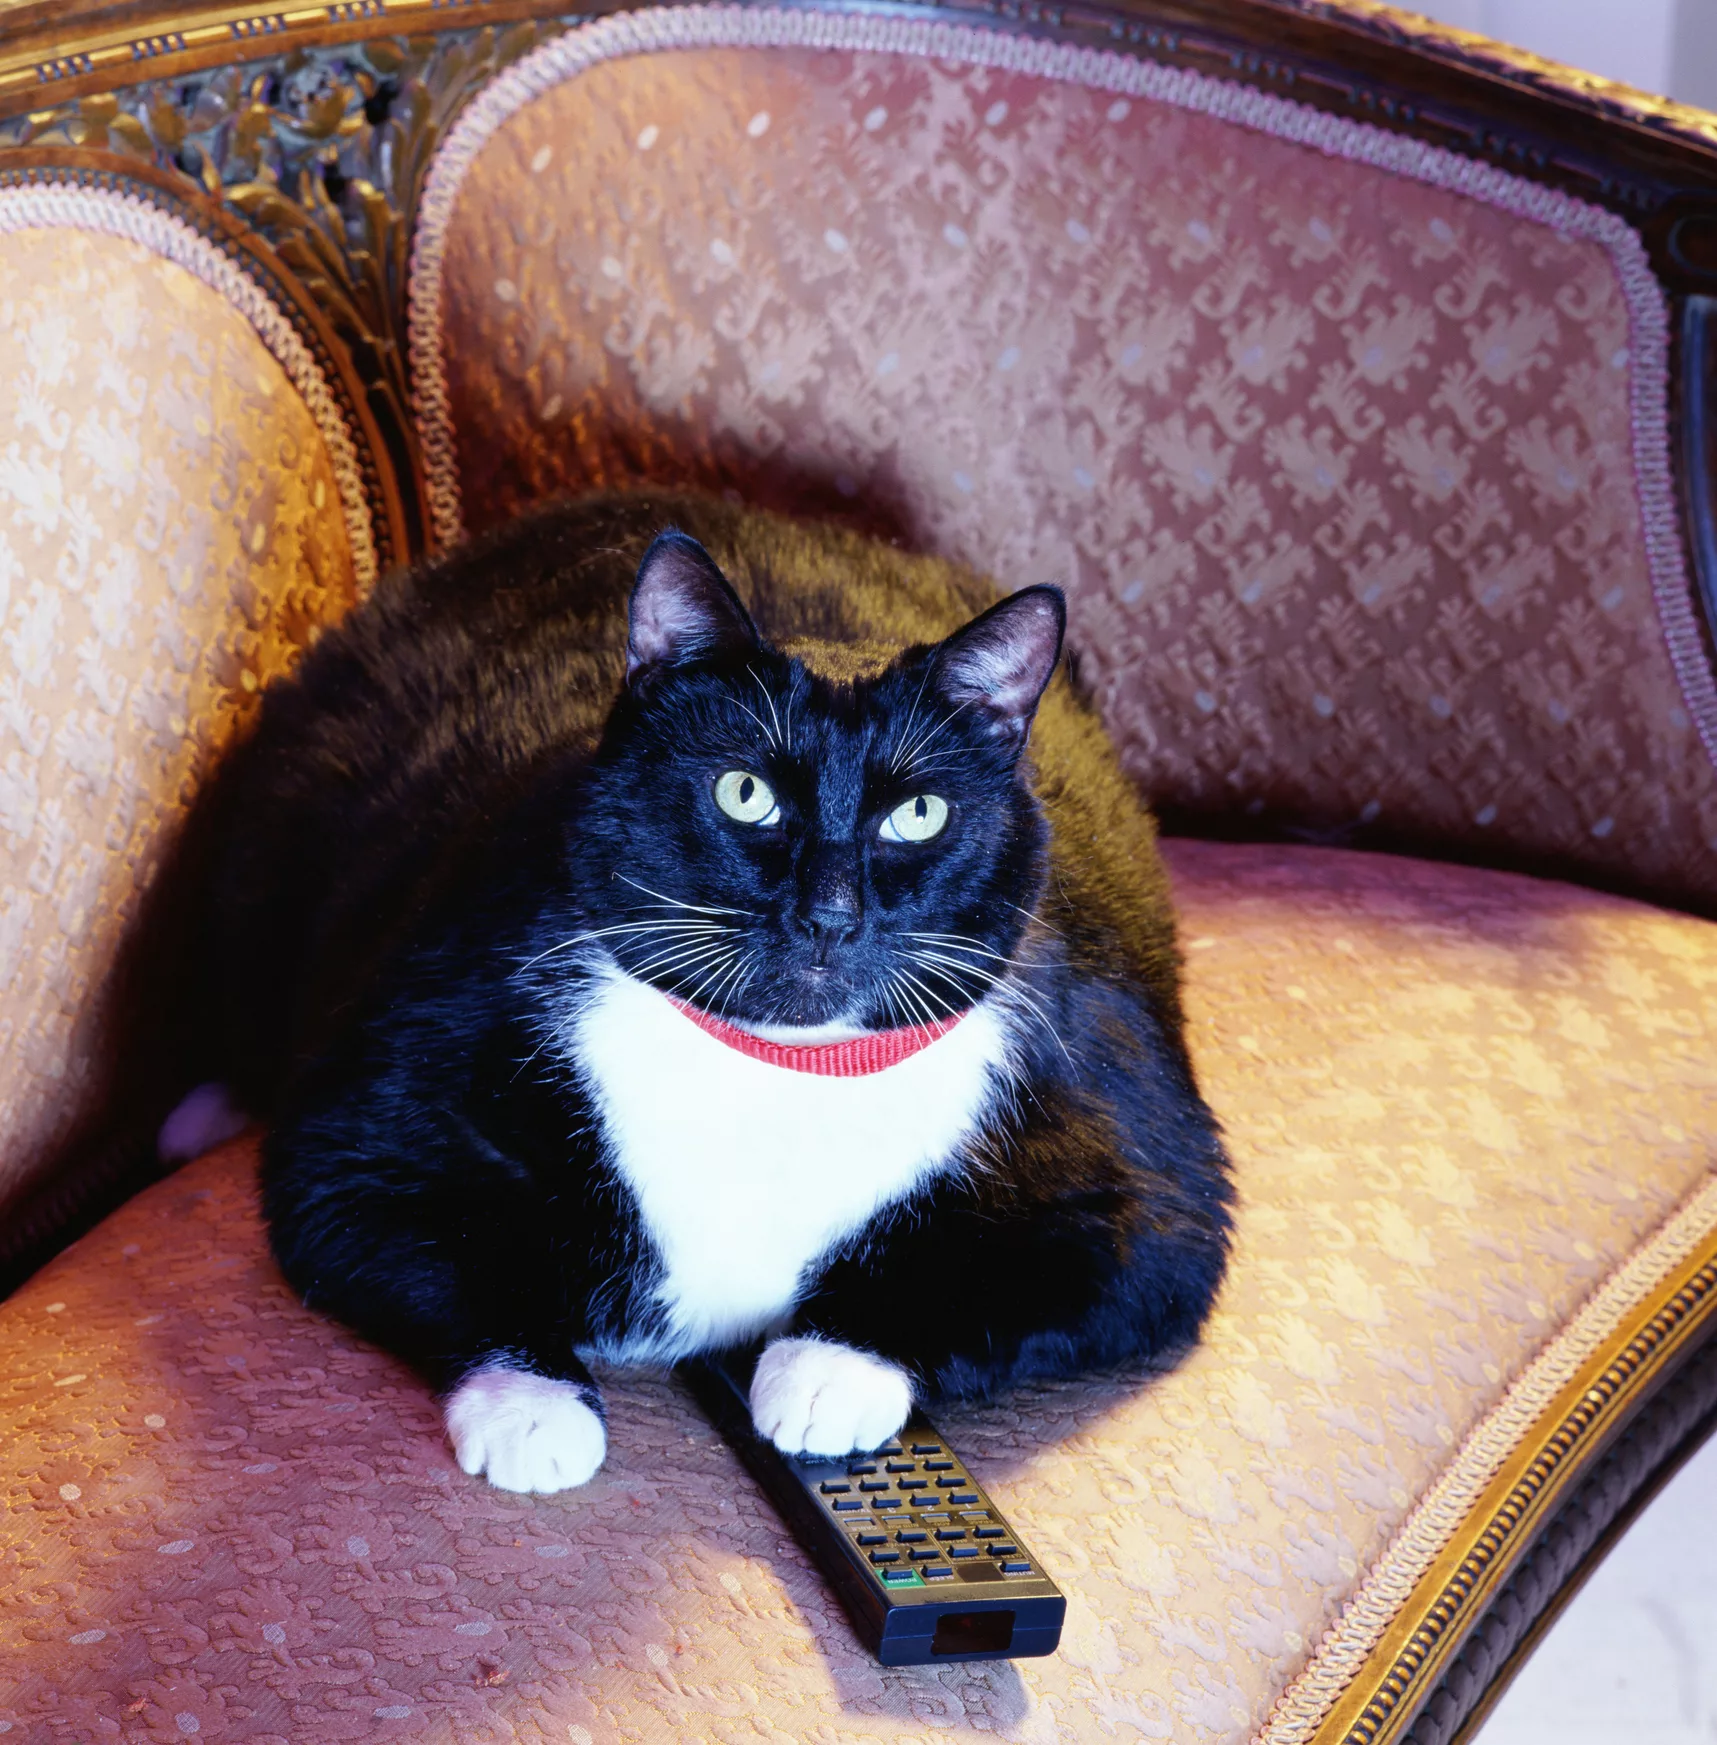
(682, 1352), (1065, 1666)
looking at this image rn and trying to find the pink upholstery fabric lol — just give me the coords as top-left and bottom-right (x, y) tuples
(0, 225), (359, 1221)
(4, 843), (1716, 1742)
(433, 42), (1717, 908)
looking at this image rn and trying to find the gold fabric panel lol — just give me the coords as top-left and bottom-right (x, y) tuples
(439, 46), (1717, 906)
(2, 841), (1714, 1741)
(0, 227), (358, 1217)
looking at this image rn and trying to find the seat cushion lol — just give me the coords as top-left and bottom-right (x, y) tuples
(3, 841), (1715, 1743)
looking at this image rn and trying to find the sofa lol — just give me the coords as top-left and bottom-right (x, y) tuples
(3, 2), (1717, 1740)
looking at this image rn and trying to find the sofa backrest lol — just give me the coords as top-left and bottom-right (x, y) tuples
(412, 11), (1717, 911)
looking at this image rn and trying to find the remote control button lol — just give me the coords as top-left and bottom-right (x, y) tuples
(898, 1479), (927, 1491)
(879, 1443), (905, 1456)
(909, 1547), (939, 1561)
(922, 1563), (954, 1580)
(848, 1463), (877, 1476)
(831, 1499), (862, 1512)
(934, 1528), (967, 1541)
(820, 1482), (851, 1494)
(923, 1459), (955, 1472)
(947, 1492), (978, 1506)
(911, 1443), (942, 1455)
(881, 1568), (919, 1586)
(885, 1461), (915, 1473)
(1000, 1561), (1032, 1576)
(934, 1475), (964, 1488)
(858, 1479), (889, 1492)
(948, 1545), (979, 1559)
(973, 1526), (1005, 1538)
(986, 1544), (1019, 1558)
(873, 1498), (902, 1511)
(869, 1550), (900, 1565)
(895, 1530), (928, 1543)
(855, 1532), (887, 1546)
(960, 1511), (991, 1522)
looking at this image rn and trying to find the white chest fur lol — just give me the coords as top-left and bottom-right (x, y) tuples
(564, 968), (1010, 1360)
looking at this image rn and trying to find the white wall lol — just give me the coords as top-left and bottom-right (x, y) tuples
(1674, 0), (1717, 111)
(1407, 0), (1717, 110)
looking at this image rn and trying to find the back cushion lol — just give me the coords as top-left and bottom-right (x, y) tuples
(425, 29), (1717, 906)
(0, 223), (359, 1220)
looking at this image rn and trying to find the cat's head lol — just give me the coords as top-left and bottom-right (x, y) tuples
(568, 529), (1064, 1034)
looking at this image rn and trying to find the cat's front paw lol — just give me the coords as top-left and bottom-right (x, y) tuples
(750, 1336), (912, 1457)
(445, 1366), (607, 1493)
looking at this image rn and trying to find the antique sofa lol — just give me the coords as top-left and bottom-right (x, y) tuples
(3, 1), (1717, 1741)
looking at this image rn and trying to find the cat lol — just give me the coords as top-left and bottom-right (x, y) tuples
(161, 491), (1233, 1493)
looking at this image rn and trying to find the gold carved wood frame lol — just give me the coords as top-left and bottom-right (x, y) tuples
(7, 0), (1717, 595)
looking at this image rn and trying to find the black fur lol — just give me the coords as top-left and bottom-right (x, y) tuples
(174, 491), (1232, 1418)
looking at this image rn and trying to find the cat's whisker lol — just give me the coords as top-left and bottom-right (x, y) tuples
(608, 936), (737, 977)
(902, 930), (1008, 953)
(872, 977), (905, 1030)
(716, 952), (757, 1014)
(718, 951), (763, 1019)
(898, 751), (978, 780)
(693, 945), (750, 1013)
(519, 919), (732, 973)
(887, 665), (937, 774)
(906, 949), (1073, 1064)
(1002, 898), (1062, 938)
(731, 699), (780, 750)
(680, 948), (745, 1012)
(901, 931), (1047, 976)
(888, 975), (941, 1032)
(912, 948), (1045, 1014)
(882, 973), (924, 1033)
(894, 696), (977, 772)
(614, 874), (757, 918)
(585, 920), (733, 941)
(625, 938), (737, 981)
(906, 949), (999, 987)
(892, 964), (961, 1024)
(989, 973), (1074, 1064)
(747, 666), (787, 752)
(515, 937), (588, 973)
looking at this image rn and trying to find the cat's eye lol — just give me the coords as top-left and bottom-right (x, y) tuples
(879, 794), (949, 843)
(714, 769), (781, 825)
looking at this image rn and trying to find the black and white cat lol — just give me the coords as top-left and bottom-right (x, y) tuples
(161, 493), (1232, 1493)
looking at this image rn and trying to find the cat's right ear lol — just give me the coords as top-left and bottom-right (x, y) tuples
(627, 530), (759, 681)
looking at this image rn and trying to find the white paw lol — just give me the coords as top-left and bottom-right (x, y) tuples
(749, 1337), (912, 1458)
(444, 1367), (606, 1493)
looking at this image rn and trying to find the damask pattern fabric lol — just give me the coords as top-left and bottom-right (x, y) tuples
(437, 44), (1717, 908)
(0, 227), (359, 1219)
(3, 841), (1714, 1745)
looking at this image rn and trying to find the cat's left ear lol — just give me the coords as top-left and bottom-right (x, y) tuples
(931, 585), (1066, 752)
(627, 530), (760, 680)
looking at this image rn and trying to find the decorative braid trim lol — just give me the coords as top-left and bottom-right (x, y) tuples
(1256, 1167), (1717, 1745)
(0, 181), (377, 591)
(408, 3), (1717, 772)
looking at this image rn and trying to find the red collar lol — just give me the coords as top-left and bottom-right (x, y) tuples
(670, 1000), (961, 1076)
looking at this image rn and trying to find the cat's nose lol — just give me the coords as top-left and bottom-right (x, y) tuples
(803, 900), (861, 946)
(799, 847), (862, 945)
